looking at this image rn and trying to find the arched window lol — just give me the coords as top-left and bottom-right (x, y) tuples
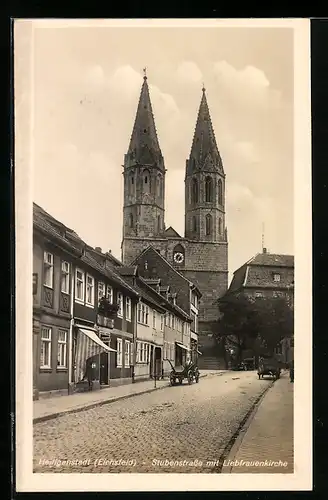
(205, 214), (212, 235)
(143, 169), (150, 193)
(128, 171), (135, 195)
(218, 217), (222, 235)
(157, 174), (162, 198)
(205, 176), (213, 202)
(192, 216), (197, 232)
(157, 215), (161, 232)
(218, 179), (223, 205)
(191, 178), (199, 204)
(128, 213), (133, 228)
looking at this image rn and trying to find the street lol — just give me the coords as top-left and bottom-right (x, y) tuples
(33, 371), (273, 473)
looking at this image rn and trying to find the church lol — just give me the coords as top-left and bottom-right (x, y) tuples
(121, 72), (229, 358)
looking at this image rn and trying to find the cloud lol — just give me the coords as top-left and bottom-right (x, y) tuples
(176, 61), (203, 84)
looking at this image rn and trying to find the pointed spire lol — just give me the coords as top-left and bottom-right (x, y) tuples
(187, 87), (223, 174)
(127, 70), (162, 167)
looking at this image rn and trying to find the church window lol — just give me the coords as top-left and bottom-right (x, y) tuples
(157, 174), (162, 197)
(218, 179), (223, 205)
(205, 214), (212, 235)
(157, 215), (161, 232)
(128, 171), (135, 195)
(192, 216), (197, 232)
(205, 177), (213, 202)
(143, 169), (150, 193)
(191, 178), (199, 204)
(219, 217), (222, 235)
(128, 213), (133, 228)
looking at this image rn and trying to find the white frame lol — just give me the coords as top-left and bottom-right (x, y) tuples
(152, 310), (156, 329)
(43, 251), (54, 289)
(116, 338), (123, 367)
(86, 274), (95, 307)
(106, 285), (113, 304)
(98, 281), (105, 304)
(57, 329), (67, 368)
(125, 340), (130, 368)
(137, 302), (149, 325)
(273, 273), (281, 282)
(160, 314), (164, 331)
(117, 292), (123, 318)
(60, 260), (70, 294)
(75, 268), (85, 303)
(40, 326), (52, 368)
(126, 296), (132, 322)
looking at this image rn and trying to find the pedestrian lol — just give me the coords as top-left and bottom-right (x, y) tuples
(289, 359), (294, 383)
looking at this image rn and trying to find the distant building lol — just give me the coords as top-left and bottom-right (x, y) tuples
(225, 248), (294, 364)
(120, 74), (228, 365)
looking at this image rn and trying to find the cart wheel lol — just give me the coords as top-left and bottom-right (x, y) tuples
(170, 377), (175, 386)
(258, 374), (261, 380)
(195, 373), (199, 383)
(187, 373), (193, 385)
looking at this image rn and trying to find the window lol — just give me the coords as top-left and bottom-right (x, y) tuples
(98, 282), (105, 304)
(137, 302), (149, 325)
(205, 214), (212, 235)
(57, 329), (67, 368)
(191, 178), (199, 204)
(125, 341), (130, 368)
(172, 315), (175, 330)
(61, 261), (70, 294)
(273, 274), (281, 282)
(160, 314), (164, 331)
(40, 326), (52, 368)
(143, 169), (150, 193)
(128, 171), (135, 195)
(157, 215), (161, 232)
(152, 310), (156, 329)
(116, 339), (123, 367)
(137, 341), (149, 363)
(126, 296), (132, 321)
(218, 218), (222, 235)
(75, 268), (85, 302)
(192, 216), (197, 232)
(157, 174), (162, 197)
(218, 179), (223, 205)
(205, 176), (213, 202)
(86, 274), (95, 306)
(43, 252), (54, 288)
(128, 213), (134, 228)
(106, 285), (113, 304)
(117, 292), (123, 317)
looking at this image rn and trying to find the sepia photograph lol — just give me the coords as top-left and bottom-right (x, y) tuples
(14, 19), (312, 492)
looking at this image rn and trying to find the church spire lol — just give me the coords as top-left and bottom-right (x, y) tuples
(187, 87), (224, 175)
(127, 70), (163, 167)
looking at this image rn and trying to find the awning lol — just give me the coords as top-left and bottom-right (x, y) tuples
(176, 342), (190, 351)
(79, 328), (116, 352)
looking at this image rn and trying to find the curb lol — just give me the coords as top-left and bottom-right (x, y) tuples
(213, 378), (276, 473)
(33, 370), (226, 424)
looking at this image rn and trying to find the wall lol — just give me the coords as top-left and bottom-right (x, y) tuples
(109, 334), (133, 384)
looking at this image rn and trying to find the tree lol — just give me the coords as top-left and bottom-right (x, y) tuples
(217, 293), (294, 364)
(217, 293), (259, 364)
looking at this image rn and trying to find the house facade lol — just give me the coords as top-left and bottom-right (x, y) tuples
(225, 248), (294, 364)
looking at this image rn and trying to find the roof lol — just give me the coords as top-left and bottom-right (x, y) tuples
(164, 226), (182, 238)
(126, 75), (163, 168)
(118, 266), (138, 276)
(131, 245), (202, 297)
(187, 88), (224, 175)
(226, 252), (294, 295)
(250, 253), (294, 267)
(122, 275), (166, 312)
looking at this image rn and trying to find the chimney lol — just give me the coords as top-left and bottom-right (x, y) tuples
(95, 247), (102, 253)
(263, 247), (267, 254)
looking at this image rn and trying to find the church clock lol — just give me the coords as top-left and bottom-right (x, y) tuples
(173, 252), (184, 264)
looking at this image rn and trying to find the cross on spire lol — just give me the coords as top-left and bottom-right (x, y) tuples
(143, 67), (147, 79)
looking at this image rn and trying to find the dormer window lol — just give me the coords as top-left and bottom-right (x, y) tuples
(273, 273), (281, 282)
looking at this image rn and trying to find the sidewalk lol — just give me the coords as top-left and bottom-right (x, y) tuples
(34, 369), (225, 423)
(224, 371), (294, 474)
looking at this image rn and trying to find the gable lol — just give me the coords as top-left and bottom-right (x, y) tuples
(164, 226), (182, 238)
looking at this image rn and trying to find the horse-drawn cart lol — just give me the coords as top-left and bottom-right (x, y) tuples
(258, 356), (281, 380)
(168, 360), (200, 386)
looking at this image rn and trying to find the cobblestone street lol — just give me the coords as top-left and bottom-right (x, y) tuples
(33, 371), (272, 474)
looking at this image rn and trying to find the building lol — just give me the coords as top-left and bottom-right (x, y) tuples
(117, 266), (193, 381)
(130, 245), (201, 365)
(120, 74), (228, 365)
(225, 248), (294, 364)
(227, 248), (294, 301)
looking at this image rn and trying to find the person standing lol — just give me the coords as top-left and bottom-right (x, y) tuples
(289, 359), (294, 383)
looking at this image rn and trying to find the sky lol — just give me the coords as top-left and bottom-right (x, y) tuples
(32, 23), (294, 280)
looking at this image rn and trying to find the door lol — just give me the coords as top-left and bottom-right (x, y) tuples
(100, 352), (109, 385)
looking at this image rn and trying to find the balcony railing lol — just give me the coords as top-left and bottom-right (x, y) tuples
(97, 315), (115, 329)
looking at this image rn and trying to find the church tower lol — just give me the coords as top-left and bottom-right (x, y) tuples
(122, 71), (166, 263)
(185, 86), (226, 242)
